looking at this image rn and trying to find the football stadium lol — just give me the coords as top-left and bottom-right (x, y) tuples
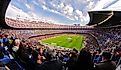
(0, 0), (121, 70)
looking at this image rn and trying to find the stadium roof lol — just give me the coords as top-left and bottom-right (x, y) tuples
(0, 0), (11, 28)
(88, 11), (121, 27)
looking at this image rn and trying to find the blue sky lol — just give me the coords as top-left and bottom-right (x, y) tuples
(6, 0), (121, 26)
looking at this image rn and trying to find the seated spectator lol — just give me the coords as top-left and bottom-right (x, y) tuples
(35, 53), (45, 70)
(65, 50), (78, 70)
(69, 48), (94, 70)
(10, 38), (35, 70)
(0, 48), (11, 65)
(93, 49), (102, 63)
(95, 51), (116, 70)
(3, 34), (9, 47)
(63, 54), (69, 63)
(37, 48), (63, 70)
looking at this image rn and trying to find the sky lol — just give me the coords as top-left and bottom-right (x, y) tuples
(5, 0), (121, 26)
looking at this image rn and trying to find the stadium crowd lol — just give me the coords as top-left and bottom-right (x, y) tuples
(90, 28), (121, 48)
(6, 18), (77, 29)
(5, 17), (93, 29)
(0, 28), (121, 70)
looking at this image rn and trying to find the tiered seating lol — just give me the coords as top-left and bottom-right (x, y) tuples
(90, 28), (121, 48)
(5, 17), (93, 29)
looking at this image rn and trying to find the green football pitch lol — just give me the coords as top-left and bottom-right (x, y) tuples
(40, 34), (84, 50)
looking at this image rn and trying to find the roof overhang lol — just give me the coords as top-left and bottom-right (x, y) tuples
(88, 11), (121, 27)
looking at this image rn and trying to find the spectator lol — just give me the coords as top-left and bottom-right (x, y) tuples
(93, 49), (102, 63)
(65, 50), (78, 70)
(38, 48), (63, 70)
(3, 34), (9, 47)
(0, 41), (4, 52)
(35, 53), (45, 70)
(0, 35), (3, 43)
(95, 51), (116, 70)
(10, 38), (35, 70)
(69, 48), (94, 70)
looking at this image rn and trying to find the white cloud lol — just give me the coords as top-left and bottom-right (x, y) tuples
(32, 1), (39, 6)
(41, 3), (76, 20)
(6, 4), (66, 24)
(74, 16), (79, 20)
(6, 4), (31, 19)
(91, 0), (119, 11)
(59, 3), (64, 8)
(106, 0), (121, 11)
(88, 1), (94, 9)
(37, 0), (96, 25)
(86, 0), (91, 2)
(63, 5), (73, 15)
(28, 12), (38, 18)
(17, 0), (27, 3)
(49, 9), (62, 15)
(6, 4), (55, 23)
(75, 10), (83, 18)
(6, 4), (41, 21)
(42, 5), (48, 10)
(25, 4), (31, 9)
(38, 0), (46, 6)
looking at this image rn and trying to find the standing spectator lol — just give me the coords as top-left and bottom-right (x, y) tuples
(95, 51), (116, 70)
